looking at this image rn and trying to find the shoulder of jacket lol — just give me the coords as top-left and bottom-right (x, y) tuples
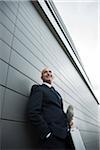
(31, 84), (41, 91)
(30, 84), (41, 96)
(31, 84), (44, 91)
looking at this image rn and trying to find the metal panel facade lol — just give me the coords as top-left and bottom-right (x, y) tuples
(0, 1), (99, 149)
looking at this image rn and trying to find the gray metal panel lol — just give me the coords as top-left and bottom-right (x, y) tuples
(0, 86), (5, 118)
(0, 60), (8, 86)
(13, 26), (48, 67)
(4, 1), (18, 16)
(2, 88), (28, 121)
(0, 9), (15, 33)
(0, 120), (1, 149)
(80, 131), (99, 150)
(0, 24), (13, 46)
(0, 40), (11, 63)
(12, 37), (45, 70)
(63, 94), (95, 125)
(16, 7), (44, 49)
(0, 1), (17, 25)
(10, 50), (41, 83)
(19, 1), (40, 27)
(14, 27), (40, 57)
(14, 4), (53, 67)
(75, 108), (98, 126)
(7, 66), (34, 96)
(1, 120), (35, 149)
(75, 118), (99, 140)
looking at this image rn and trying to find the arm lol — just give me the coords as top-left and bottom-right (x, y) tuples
(27, 85), (50, 139)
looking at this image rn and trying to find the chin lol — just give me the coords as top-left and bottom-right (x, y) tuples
(45, 80), (52, 84)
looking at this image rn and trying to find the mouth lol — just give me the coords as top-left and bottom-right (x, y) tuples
(46, 75), (52, 78)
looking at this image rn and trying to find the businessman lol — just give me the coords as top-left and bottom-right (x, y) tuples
(27, 68), (75, 149)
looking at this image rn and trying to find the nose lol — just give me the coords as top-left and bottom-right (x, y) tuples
(47, 72), (50, 76)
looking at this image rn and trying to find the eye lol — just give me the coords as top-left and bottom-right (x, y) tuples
(44, 71), (48, 73)
(49, 70), (52, 73)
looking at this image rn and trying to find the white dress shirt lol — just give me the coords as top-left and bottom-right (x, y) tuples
(43, 82), (52, 88)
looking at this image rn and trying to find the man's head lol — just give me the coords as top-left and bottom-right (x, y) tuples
(41, 68), (54, 84)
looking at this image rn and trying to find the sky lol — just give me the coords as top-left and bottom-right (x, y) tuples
(53, 0), (100, 104)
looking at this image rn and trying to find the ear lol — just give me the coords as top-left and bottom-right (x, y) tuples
(41, 75), (43, 80)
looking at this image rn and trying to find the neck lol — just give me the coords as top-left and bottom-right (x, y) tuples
(43, 82), (52, 88)
(43, 80), (52, 85)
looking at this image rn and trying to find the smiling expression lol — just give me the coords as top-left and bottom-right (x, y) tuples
(41, 68), (54, 84)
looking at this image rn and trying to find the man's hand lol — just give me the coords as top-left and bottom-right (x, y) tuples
(69, 119), (76, 128)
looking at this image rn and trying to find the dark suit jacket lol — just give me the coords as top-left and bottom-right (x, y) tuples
(27, 84), (69, 140)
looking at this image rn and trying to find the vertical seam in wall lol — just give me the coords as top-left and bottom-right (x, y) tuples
(0, 119), (1, 150)
(1, 2), (20, 149)
(1, 1), (20, 117)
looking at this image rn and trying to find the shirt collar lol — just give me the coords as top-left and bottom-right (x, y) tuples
(43, 82), (52, 88)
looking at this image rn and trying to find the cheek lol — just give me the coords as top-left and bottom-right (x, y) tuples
(43, 74), (48, 79)
(51, 74), (54, 78)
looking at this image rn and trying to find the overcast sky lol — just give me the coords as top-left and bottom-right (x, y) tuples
(53, 0), (100, 104)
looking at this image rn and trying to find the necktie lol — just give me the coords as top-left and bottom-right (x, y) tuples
(50, 87), (61, 100)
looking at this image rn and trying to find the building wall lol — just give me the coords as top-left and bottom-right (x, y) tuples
(0, 1), (100, 149)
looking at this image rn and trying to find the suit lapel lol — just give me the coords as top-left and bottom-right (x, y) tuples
(42, 84), (62, 104)
(50, 87), (62, 100)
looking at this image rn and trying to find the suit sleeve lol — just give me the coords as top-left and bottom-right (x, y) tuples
(27, 85), (50, 139)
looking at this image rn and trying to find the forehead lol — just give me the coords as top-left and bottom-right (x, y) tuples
(42, 68), (53, 74)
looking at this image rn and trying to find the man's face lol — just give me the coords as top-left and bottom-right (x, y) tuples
(41, 68), (54, 84)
